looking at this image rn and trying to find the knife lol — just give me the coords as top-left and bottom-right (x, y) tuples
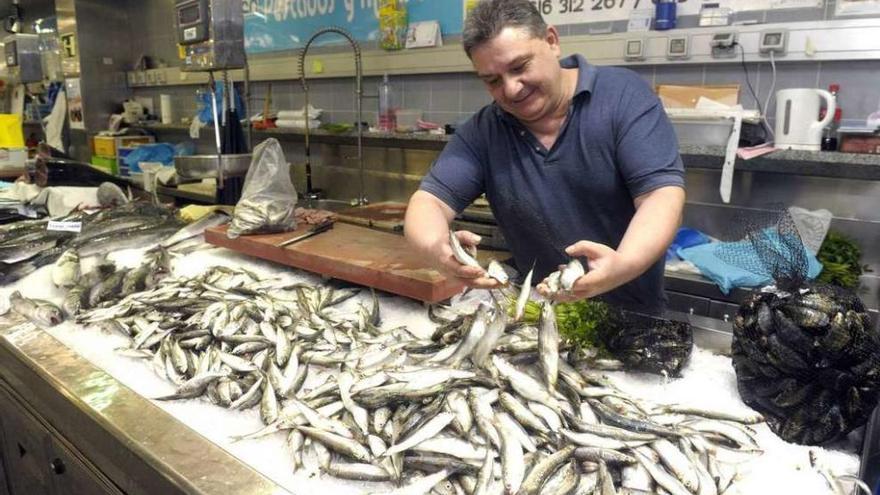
(276, 220), (335, 248)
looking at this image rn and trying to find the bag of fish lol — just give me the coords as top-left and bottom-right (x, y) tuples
(227, 138), (298, 239)
(726, 210), (880, 445)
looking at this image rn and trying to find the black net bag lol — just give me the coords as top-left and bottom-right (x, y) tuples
(726, 210), (880, 445)
(596, 307), (693, 377)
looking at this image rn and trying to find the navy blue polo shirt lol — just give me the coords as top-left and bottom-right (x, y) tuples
(420, 54), (684, 314)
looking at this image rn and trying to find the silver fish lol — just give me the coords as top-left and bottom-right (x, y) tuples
(514, 264), (535, 321)
(539, 302), (559, 392)
(449, 231), (481, 269)
(444, 303), (490, 367)
(486, 259), (509, 285)
(297, 426), (372, 463)
(153, 371), (228, 401)
(384, 412), (455, 457)
(8, 291), (64, 327)
(496, 411), (526, 495)
(560, 259), (585, 292)
(368, 469), (453, 495)
(470, 304), (506, 368)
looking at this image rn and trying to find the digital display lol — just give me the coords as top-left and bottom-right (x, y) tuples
(627, 40), (641, 56)
(178, 4), (200, 25)
(4, 41), (17, 66)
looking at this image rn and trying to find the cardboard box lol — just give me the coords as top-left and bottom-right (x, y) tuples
(93, 135), (154, 158)
(0, 148), (27, 170)
(840, 134), (880, 155)
(656, 84), (741, 109)
(90, 155), (118, 175)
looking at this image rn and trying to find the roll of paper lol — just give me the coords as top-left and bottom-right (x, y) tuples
(160, 94), (174, 124)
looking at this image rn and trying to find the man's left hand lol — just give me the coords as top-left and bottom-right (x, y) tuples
(536, 240), (635, 302)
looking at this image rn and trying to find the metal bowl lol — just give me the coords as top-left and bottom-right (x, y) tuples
(174, 154), (252, 179)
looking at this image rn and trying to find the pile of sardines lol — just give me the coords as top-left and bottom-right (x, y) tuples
(0, 202), (183, 285)
(64, 259), (772, 495)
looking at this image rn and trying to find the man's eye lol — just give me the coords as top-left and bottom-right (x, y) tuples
(512, 63), (527, 73)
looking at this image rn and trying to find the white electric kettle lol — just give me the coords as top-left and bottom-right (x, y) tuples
(774, 88), (836, 151)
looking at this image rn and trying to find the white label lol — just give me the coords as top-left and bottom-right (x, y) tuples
(529, 0), (820, 25)
(47, 221), (82, 233)
(184, 27), (197, 41)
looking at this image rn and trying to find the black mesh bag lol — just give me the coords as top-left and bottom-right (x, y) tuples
(596, 307), (693, 377)
(726, 210), (880, 445)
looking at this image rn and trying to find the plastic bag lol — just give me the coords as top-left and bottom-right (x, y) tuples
(197, 82), (245, 125)
(227, 138), (297, 239)
(788, 206), (832, 255)
(122, 143), (176, 168)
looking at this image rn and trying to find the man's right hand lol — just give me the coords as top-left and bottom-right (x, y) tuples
(437, 230), (501, 290)
(405, 190), (501, 290)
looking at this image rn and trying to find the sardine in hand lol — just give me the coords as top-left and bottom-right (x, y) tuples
(537, 240), (633, 302)
(442, 230), (501, 290)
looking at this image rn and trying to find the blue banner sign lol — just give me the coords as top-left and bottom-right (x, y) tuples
(243, 0), (464, 53)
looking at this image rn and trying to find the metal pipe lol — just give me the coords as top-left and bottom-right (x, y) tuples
(208, 72), (224, 190)
(297, 26), (367, 206)
(244, 61), (252, 150)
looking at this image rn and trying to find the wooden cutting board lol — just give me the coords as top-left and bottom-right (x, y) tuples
(335, 202), (407, 232)
(206, 222), (489, 303)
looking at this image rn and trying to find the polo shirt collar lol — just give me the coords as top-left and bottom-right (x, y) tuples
(562, 54), (598, 97)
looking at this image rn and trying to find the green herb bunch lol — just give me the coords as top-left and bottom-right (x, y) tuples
(817, 231), (867, 289)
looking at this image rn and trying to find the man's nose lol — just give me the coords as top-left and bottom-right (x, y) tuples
(502, 77), (523, 100)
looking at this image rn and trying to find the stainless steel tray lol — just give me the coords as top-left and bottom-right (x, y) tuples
(174, 154), (252, 179)
(0, 320), (288, 495)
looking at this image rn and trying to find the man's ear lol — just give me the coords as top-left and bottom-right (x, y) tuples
(545, 25), (562, 56)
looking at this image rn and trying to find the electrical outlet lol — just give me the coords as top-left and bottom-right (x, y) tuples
(623, 38), (645, 61)
(710, 32), (737, 59)
(759, 29), (788, 55)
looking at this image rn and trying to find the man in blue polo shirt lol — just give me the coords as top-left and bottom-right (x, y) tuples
(404, 0), (685, 314)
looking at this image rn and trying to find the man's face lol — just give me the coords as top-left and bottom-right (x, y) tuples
(471, 26), (564, 124)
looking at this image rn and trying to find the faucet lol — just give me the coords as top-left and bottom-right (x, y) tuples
(298, 26), (367, 207)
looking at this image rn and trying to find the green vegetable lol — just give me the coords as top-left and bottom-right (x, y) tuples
(319, 123), (354, 134)
(515, 299), (614, 353)
(817, 231), (866, 289)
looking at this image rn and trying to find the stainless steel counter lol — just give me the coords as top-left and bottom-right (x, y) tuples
(0, 319), (290, 495)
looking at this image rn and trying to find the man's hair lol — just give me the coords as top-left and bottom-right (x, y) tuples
(462, 0), (548, 58)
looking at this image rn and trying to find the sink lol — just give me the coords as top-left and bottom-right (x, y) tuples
(296, 198), (356, 212)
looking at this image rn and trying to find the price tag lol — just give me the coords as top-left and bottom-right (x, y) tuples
(47, 221), (82, 233)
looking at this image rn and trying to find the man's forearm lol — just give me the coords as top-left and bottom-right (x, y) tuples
(616, 185), (685, 282)
(404, 190), (456, 257)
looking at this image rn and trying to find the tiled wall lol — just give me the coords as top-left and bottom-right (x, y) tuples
(125, 0), (880, 128)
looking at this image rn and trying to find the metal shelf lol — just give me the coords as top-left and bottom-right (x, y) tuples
(139, 123), (450, 151)
(126, 18), (880, 88)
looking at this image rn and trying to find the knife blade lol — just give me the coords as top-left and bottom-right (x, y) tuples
(276, 220), (335, 247)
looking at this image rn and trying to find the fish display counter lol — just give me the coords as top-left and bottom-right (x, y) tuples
(0, 241), (867, 495)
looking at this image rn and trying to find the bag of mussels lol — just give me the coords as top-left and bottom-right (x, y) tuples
(726, 211), (880, 445)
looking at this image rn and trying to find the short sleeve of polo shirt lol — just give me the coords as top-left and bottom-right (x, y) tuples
(612, 72), (685, 198)
(418, 116), (486, 213)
